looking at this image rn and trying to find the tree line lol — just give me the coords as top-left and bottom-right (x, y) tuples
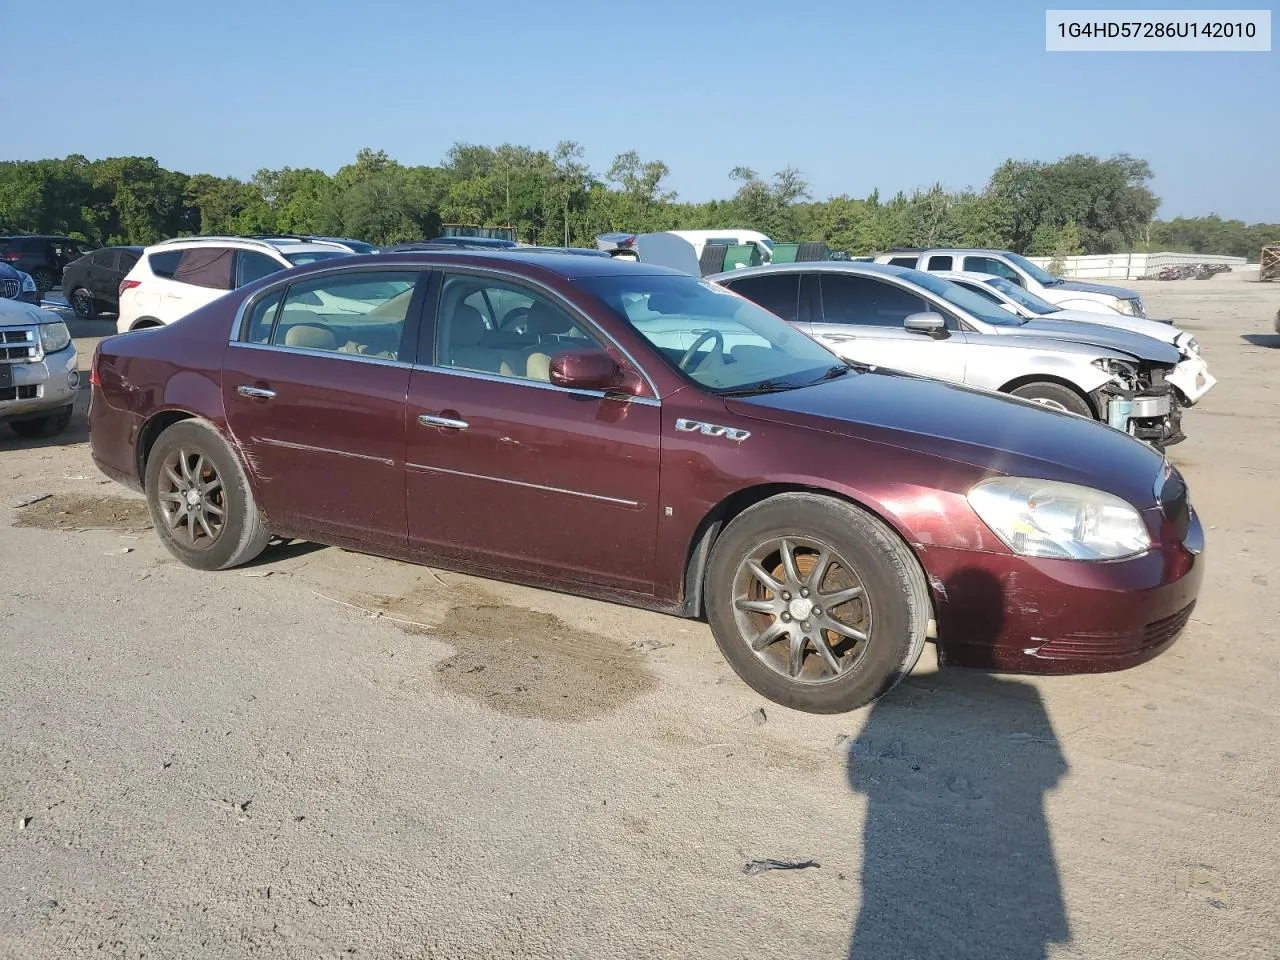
(1, 145), (1276, 260)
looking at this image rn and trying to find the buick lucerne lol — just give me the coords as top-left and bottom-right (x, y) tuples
(89, 252), (1204, 713)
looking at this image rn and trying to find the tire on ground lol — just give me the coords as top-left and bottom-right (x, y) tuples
(703, 492), (932, 714)
(1008, 381), (1094, 418)
(143, 418), (271, 571)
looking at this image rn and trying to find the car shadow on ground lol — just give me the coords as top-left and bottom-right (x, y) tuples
(1241, 333), (1280, 348)
(0, 384), (90, 452)
(846, 566), (1069, 959)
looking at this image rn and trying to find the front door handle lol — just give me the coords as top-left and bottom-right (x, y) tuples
(237, 385), (276, 400)
(418, 413), (469, 430)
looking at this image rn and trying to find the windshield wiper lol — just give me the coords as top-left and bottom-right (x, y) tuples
(809, 364), (853, 383)
(719, 380), (800, 397)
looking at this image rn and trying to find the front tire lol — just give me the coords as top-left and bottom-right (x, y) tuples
(71, 287), (97, 319)
(31, 269), (55, 293)
(9, 406), (73, 439)
(1008, 381), (1094, 418)
(144, 419), (270, 571)
(704, 494), (931, 714)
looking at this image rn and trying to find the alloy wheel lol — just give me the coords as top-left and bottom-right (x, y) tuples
(731, 536), (873, 685)
(156, 448), (226, 547)
(72, 288), (95, 318)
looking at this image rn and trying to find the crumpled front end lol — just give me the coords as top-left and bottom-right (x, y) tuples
(1092, 361), (1185, 448)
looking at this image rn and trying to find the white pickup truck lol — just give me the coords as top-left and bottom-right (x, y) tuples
(875, 248), (1147, 318)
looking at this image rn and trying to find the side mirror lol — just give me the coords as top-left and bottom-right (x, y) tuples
(549, 348), (642, 394)
(903, 312), (947, 337)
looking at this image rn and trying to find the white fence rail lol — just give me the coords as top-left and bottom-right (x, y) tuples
(1025, 252), (1248, 280)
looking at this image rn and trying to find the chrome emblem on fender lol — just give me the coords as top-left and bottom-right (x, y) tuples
(675, 418), (751, 442)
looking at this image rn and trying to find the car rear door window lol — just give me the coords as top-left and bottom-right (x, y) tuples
(173, 247), (235, 290)
(926, 255), (953, 270)
(820, 274), (928, 327)
(887, 256), (918, 268)
(723, 273), (800, 322)
(92, 250), (119, 270)
(235, 250), (284, 288)
(268, 270), (418, 360)
(147, 250), (183, 278)
(963, 256), (1022, 284)
(434, 274), (601, 382)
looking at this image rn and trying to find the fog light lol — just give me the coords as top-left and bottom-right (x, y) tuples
(68, 371), (80, 389)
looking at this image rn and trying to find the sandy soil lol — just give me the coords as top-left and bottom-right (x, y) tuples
(1, 274), (1277, 959)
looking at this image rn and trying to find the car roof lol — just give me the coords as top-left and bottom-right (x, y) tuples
(145, 237), (346, 256)
(295, 249), (689, 281)
(709, 261), (917, 281)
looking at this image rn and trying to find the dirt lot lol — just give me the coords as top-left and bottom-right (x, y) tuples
(2, 275), (1277, 959)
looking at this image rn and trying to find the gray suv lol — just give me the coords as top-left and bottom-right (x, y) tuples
(0, 299), (78, 438)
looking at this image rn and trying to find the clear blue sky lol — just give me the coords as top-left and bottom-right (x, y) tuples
(8, 0), (1278, 220)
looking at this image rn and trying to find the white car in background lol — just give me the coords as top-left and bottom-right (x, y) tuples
(875, 248), (1147, 318)
(939, 270), (1215, 404)
(116, 236), (355, 332)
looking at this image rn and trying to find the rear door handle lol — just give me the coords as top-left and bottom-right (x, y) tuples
(418, 414), (469, 430)
(237, 385), (276, 400)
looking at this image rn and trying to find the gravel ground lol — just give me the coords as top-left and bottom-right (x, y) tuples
(2, 274), (1277, 959)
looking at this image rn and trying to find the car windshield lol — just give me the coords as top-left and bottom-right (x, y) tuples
(985, 277), (1060, 315)
(901, 269), (1026, 326)
(336, 240), (377, 255)
(1003, 252), (1062, 286)
(285, 250), (352, 266)
(576, 274), (847, 394)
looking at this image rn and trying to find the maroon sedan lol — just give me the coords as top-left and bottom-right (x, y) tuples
(88, 252), (1204, 713)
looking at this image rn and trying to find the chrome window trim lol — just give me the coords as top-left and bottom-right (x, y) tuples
(228, 340), (413, 369)
(409, 362), (661, 406)
(405, 461), (642, 508)
(227, 260), (663, 401)
(434, 264), (662, 400)
(257, 436), (395, 466)
(227, 262), (430, 343)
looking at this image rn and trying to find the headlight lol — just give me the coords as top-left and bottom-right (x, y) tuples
(1113, 298), (1138, 317)
(967, 477), (1151, 561)
(20, 272), (36, 293)
(1093, 357), (1138, 388)
(39, 321), (71, 353)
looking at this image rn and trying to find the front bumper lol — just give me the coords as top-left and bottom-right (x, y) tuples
(0, 345), (78, 422)
(920, 509), (1204, 673)
(1167, 357), (1215, 405)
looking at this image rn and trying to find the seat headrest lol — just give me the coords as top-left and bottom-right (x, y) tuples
(527, 300), (573, 336)
(449, 305), (486, 347)
(284, 323), (336, 350)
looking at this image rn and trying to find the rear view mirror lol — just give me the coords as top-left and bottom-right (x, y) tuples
(549, 348), (644, 394)
(904, 312), (947, 337)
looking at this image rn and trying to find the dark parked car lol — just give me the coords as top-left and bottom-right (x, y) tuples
(0, 262), (40, 304)
(0, 235), (96, 291)
(89, 252), (1204, 713)
(60, 246), (143, 318)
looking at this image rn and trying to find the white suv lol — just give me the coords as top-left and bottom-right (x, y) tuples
(116, 237), (355, 333)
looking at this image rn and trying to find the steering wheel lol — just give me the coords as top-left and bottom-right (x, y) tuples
(679, 329), (725, 371)
(499, 306), (530, 333)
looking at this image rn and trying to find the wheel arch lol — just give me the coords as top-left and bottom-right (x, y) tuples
(135, 409), (197, 486)
(679, 482), (931, 620)
(997, 374), (1099, 419)
(129, 317), (164, 331)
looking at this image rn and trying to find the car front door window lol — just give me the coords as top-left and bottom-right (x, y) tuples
(963, 256), (1023, 285)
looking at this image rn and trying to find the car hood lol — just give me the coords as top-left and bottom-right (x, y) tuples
(724, 370), (1166, 507)
(1049, 279), (1141, 300)
(0, 262), (21, 281)
(0, 298), (57, 327)
(998, 318), (1180, 365)
(1046, 308), (1181, 346)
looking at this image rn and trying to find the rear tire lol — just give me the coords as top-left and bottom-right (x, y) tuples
(71, 287), (96, 319)
(144, 419), (270, 571)
(704, 493), (931, 714)
(9, 406), (73, 439)
(1008, 381), (1094, 418)
(31, 269), (55, 293)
